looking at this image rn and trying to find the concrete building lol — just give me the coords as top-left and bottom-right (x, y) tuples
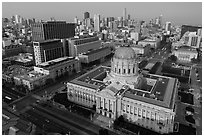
(33, 39), (65, 65)
(181, 25), (202, 38)
(183, 31), (202, 49)
(3, 44), (23, 58)
(78, 47), (112, 64)
(94, 14), (100, 32)
(13, 53), (34, 67)
(130, 44), (150, 56)
(138, 39), (157, 49)
(84, 12), (90, 20)
(173, 46), (198, 62)
(165, 22), (171, 32)
(14, 70), (49, 90)
(130, 32), (141, 42)
(31, 21), (75, 41)
(68, 35), (102, 57)
(34, 57), (80, 80)
(66, 46), (179, 134)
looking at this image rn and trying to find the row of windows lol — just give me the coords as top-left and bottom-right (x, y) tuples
(71, 89), (96, 103)
(121, 103), (168, 124)
(55, 64), (75, 75)
(74, 37), (98, 45)
(114, 67), (136, 74)
(99, 99), (113, 111)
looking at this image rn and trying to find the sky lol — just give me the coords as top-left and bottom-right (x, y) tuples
(2, 2), (202, 26)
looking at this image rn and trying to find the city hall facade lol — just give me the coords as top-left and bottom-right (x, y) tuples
(66, 46), (179, 134)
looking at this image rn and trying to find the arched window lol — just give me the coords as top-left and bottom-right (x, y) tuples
(123, 69), (126, 74)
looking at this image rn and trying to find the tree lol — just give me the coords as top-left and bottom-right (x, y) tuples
(169, 55), (177, 62)
(191, 58), (200, 64)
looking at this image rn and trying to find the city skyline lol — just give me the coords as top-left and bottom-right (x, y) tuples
(2, 2), (202, 26)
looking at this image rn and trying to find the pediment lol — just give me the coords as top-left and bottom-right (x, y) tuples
(98, 88), (116, 99)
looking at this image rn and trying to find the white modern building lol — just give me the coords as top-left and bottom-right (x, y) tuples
(173, 46), (198, 62)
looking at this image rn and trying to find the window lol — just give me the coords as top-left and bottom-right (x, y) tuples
(130, 106), (133, 114)
(142, 109), (146, 118)
(138, 108), (141, 117)
(123, 69), (126, 74)
(119, 69), (121, 73)
(128, 68), (130, 74)
(151, 112), (155, 121)
(122, 103), (125, 112)
(126, 105), (129, 113)
(146, 111), (150, 119)
(134, 107), (137, 115)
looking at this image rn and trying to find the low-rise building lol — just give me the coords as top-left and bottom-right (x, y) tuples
(131, 44), (150, 56)
(173, 46), (198, 62)
(14, 70), (49, 90)
(138, 39), (157, 49)
(34, 57), (80, 80)
(68, 35), (102, 57)
(78, 47), (112, 64)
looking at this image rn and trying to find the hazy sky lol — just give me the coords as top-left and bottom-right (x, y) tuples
(2, 2), (202, 26)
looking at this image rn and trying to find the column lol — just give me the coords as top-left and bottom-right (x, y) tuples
(107, 99), (110, 111)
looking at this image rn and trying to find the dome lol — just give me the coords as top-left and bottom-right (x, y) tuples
(114, 46), (136, 59)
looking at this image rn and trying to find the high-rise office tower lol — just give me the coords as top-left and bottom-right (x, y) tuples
(33, 39), (65, 65)
(94, 14), (100, 32)
(165, 22), (171, 32)
(128, 14), (131, 20)
(123, 8), (127, 21)
(181, 25), (202, 38)
(123, 8), (127, 26)
(84, 12), (90, 20)
(159, 14), (162, 27)
(74, 16), (78, 24)
(15, 15), (21, 24)
(31, 21), (75, 41)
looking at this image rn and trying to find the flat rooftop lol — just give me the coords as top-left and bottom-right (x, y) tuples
(38, 57), (76, 69)
(69, 66), (177, 109)
(34, 39), (61, 44)
(3, 65), (33, 77)
(16, 70), (47, 81)
(124, 75), (176, 109)
(83, 47), (110, 56)
(70, 66), (111, 90)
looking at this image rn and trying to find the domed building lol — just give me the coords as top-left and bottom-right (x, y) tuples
(66, 46), (179, 134)
(104, 46), (146, 89)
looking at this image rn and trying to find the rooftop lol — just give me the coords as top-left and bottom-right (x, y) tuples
(69, 66), (177, 109)
(83, 47), (110, 56)
(70, 35), (97, 41)
(16, 70), (47, 81)
(70, 66), (111, 90)
(38, 56), (76, 69)
(176, 46), (198, 53)
(34, 39), (61, 44)
(3, 65), (33, 77)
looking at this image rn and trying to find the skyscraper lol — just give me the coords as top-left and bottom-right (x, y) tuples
(159, 14), (162, 27)
(84, 12), (90, 20)
(94, 14), (100, 32)
(165, 22), (171, 32)
(31, 21), (75, 41)
(123, 8), (127, 21)
(74, 16), (78, 24)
